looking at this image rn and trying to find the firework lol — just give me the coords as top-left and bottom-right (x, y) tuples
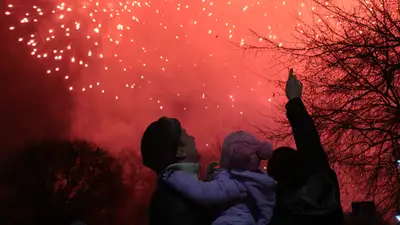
(5, 0), (150, 91)
(5, 0), (288, 110)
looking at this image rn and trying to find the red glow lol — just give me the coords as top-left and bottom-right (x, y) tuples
(3, 0), (372, 218)
(5, 0), (301, 150)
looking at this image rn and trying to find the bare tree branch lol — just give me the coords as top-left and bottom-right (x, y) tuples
(246, 0), (400, 216)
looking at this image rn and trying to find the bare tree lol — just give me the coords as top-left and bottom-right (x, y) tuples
(244, 0), (400, 215)
(1, 140), (128, 225)
(115, 149), (156, 225)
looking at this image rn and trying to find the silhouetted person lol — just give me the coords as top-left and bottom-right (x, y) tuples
(267, 69), (344, 225)
(141, 117), (211, 225)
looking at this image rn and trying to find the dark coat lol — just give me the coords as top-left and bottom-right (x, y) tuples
(148, 179), (213, 225)
(270, 98), (344, 225)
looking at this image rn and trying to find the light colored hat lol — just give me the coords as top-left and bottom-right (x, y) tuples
(220, 131), (273, 171)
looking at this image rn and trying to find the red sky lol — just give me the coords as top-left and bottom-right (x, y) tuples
(5, 0), (306, 150)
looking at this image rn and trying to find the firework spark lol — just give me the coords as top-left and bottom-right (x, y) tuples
(5, 0), (303, 115)
(6, 0), (152, 92)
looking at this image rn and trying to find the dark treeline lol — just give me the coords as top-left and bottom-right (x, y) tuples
(0, 10), (73, 156)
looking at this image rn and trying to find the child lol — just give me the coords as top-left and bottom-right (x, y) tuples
(161, 131), (276, 225)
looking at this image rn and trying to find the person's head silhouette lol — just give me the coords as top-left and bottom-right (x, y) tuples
(141, 117), (200, 174)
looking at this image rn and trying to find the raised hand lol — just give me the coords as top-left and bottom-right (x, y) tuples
(285, 68), (303, 100)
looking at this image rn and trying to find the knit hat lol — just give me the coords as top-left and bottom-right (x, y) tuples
(220, 131), (273, 171)
(141, 117), (182, 173)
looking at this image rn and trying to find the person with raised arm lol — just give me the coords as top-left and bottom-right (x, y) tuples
(267, 69), (344, 225)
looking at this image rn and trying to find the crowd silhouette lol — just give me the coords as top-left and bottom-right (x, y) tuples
(141, 69), (343, 225)
(2, 69), (391, 225)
